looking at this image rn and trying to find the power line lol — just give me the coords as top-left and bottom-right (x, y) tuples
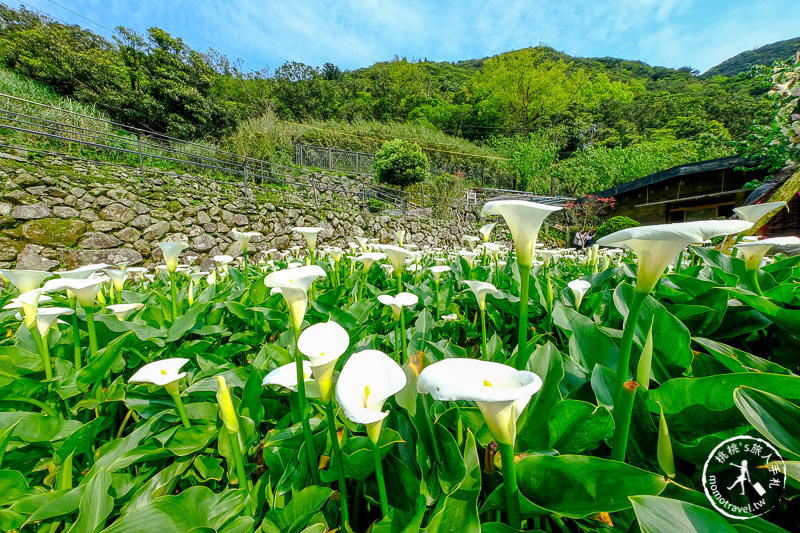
(43, 0), (115, 33)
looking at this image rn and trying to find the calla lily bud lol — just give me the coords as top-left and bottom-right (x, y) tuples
(216, 375), (240, 433)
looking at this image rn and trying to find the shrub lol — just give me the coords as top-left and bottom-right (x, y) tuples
(373, 139), (429, 189)
(422, 172), (472, 217)
(595, 215), (640, 239)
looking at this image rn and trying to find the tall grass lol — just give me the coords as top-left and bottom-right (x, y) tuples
(219, 107), (507, 172)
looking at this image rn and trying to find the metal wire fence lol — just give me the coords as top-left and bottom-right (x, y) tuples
(293, 142), (522, 190)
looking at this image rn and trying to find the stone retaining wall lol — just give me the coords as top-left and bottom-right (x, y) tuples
(0, 151), (484, 271)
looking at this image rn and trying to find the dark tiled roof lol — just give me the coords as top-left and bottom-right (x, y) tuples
(594, 156), (760, 197)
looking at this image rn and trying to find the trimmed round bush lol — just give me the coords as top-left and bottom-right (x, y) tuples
(595, 215), (640, 239)
(374, 139), (429, 189)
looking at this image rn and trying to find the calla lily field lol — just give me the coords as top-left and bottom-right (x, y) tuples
(1, 200), (799, 533)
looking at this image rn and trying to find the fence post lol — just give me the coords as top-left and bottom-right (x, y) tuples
(137, 134), (145, 182)
(421, 182), (426, 207)
(328, 147), (333, 171)
(356, 153), (360, 174)
(300, 145), (304, 167)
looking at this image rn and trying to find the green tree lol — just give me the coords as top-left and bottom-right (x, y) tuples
(472, 49), (583, 130)
(374, 139), (429, 189)
(486, 132), (561, 193)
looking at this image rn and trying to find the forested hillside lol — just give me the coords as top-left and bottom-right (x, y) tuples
(703, 36), (800, 78)
(0, 4), (788, 195)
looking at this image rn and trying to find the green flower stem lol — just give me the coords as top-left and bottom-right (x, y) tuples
(326, 400), (350, 528)
(116, 408), (134, 439)
(434, 279), (440, 320)
(394, 320), (401, 360)
(610, 289), (647, 462)
(166, 387), (191, 429)
(226, 427), (253, 516)
(396, 272), (402, 293)
(372, 438), (389, 518)
(747, 269), (762, 296)
(169, 270), (179, 320)
(494, 256), (500, 286)
(295, 326), (320, 485)
(498, 442), (521, 529)
(83, 305), (98, 357)
(69, 297), (82, 370)
(545, 269), (554, 333)
(242, 246), (249, 281)
(357, 273), (365, 302)
(517, 263), (531, 365)
(610, 380), (639, 462)
(41, 331), (53, 380)
(29, 326), (49, 379)
(480, 307), (488, 357)
(399, 309), (407, 364)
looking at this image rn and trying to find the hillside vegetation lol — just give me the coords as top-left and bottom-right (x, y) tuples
(0, 4), (787, 195)
(703, 36), (800, 78)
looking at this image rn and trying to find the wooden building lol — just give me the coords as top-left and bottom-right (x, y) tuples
(595, 156), (768, 225)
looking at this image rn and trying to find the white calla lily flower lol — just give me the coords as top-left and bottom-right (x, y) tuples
(733, 201), (787, 223)
(54, 277), (106, 307)
(568, 279), (592, 309)
(539, 250), (558, 266)
(35, 307), (74, 338)
(417, 358), (542, 445)
(428, 265), (451, 283)
(298, 321), (349, 402)
(335, 349), (406, 443)
(19, 289), (43, 328)
(232, 229), (261, 251)
(481, 200), (562, 268)
(293, 226), (324, 254)
(264, 265), (327, 330)
(459, 250), (478, 268)
(104, 268), (128, 294)
(106, 303), (144, 321)
(377, 292), (419, 319)
(597, 220), (754, 294)
(379, 245), (412, 274)
(355, 252), (386, 272)
(463, 280), (498, 311)
(158, 242), (189, 273)
(479, 222), (497, 242)
(55, 264), (109, 280)
(0, 269), (50, 294)
(735, 236), (800, 270)
(129, 358), (190, 387)
(262, 361), (314, 392)
(462, 235), (481, 250)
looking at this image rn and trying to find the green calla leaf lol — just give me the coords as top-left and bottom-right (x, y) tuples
(516, 455), (668, 518)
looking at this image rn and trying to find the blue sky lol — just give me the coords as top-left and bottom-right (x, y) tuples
(9, 0), (799, 74)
